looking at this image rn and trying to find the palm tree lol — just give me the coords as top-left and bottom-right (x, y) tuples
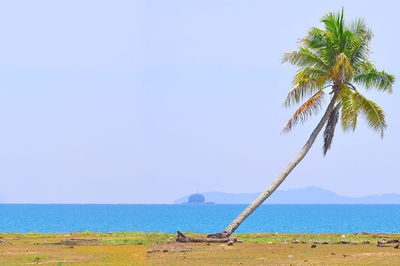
(207, 9), (395, 239)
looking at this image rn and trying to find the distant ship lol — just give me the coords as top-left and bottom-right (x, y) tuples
(184, 193), (215, 204)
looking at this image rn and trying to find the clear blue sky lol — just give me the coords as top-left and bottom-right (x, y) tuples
(0, 0), (398, 203)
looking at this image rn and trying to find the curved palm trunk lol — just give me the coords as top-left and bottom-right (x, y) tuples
(209, 92), (339, 238)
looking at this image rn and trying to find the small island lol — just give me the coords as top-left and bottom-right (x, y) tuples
(184, 193), (215, 204)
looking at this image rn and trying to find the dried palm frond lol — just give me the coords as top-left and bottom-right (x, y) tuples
(282, 90), (325, 134)
(323, 102), (341, 155)
(331, 53), (354, 83)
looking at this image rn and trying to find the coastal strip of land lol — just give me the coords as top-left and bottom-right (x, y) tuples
(1, 232), (400, 265)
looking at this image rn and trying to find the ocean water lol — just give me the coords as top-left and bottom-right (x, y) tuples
(1, 204), (400, 233)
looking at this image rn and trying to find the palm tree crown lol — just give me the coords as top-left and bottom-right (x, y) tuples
(282, 9), (395, 155)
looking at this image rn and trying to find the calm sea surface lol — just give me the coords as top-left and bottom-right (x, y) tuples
(1, 204), (400, 233)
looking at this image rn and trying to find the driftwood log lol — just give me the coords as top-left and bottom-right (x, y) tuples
(176, 231), (237, 243)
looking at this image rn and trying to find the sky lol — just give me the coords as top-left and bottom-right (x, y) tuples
(0, 0), (399, 203)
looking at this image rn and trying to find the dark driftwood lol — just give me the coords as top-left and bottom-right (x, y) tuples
(377, 239), (400, 248)
(176, 231), (237, 243)
(47, 239), (98, 246)
(207, 232), (229, 239)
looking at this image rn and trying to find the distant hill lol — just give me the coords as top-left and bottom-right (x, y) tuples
(174, 187), (400, 204)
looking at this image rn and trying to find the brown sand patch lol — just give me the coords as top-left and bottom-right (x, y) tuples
(147, 242), (400, 265)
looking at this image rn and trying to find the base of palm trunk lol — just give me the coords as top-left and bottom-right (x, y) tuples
(176, 231), (236, 243)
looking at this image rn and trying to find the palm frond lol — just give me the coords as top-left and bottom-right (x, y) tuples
(284, 84), (303, 107)
(348, 18), (373, 40)
(321, 10), (342, 39)
(301, 27), (336, 66)
(284, 67), (330, 106)
(348, 35), (370, 65)
(301, 27), (326, 48)
(340, 88), (358, 131)
(322, 8), (350, 53)
(352, 68), (395, 93)
(282, 90), (326, 134)
(282, 47), (329, 71)
(353, 61), (374, 72)
(352, 91), (387, 137)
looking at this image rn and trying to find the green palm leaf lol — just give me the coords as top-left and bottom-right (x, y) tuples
(282, 47), (329, 71)
(352, 91), (387, 137)
(340, 88), (358, 131)
(353, 68), (395, 93)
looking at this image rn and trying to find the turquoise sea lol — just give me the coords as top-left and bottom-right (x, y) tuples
(1, 204), (400, 233)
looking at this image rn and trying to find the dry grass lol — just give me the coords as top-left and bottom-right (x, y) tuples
(1, 232), (400, 265)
